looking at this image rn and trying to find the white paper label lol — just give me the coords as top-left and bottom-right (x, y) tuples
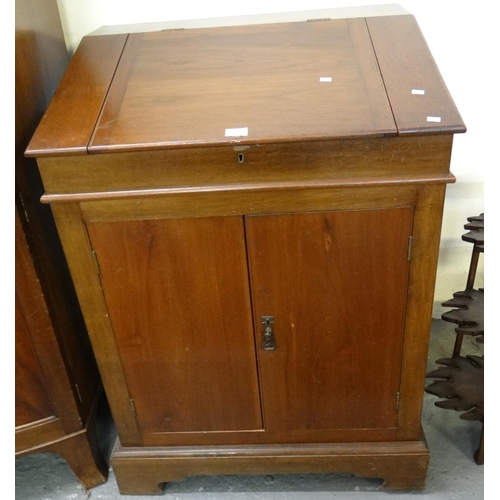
(412, 89), (425, 95)
(319, 77), (332, 82)
(225, 127), (248, 137)
(427, 116), (442, 123)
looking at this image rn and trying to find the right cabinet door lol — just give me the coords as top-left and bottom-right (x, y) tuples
(245, 207), (413, 432)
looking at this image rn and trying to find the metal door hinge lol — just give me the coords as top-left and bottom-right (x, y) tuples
(130, 398), (137, 415)
(261, 316), (276, 351)
(92, 250), (101, 275)
(307, 17), (331, 22)
(407, 236), (413, 261)
(395, 392), (401, 411)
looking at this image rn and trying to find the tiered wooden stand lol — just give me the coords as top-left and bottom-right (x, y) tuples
(426, 213), (484, 465)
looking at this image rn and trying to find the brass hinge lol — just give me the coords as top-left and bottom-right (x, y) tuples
(92, 250), (101, 275)
(395, 392), (401, 411)
(407, 236), (413, 261)
(307, 17), (331, 22)
(130, 398), (137, 415)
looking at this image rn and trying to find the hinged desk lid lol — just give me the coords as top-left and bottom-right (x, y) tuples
(89, 18), (396, 153)
(26, 13), (465, 157)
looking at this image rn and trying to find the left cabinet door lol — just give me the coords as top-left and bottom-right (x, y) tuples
(87, 216), (263, 435)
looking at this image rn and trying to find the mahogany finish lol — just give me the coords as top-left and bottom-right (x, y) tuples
(89, 18), (395, 152)
(15, 0), (107, 489)
(15, 209), (107, 487)
(246, 208), (412, 432)
(15, 241), (55, 427)
(365, 15), (465, 135)
(111, 439), (430, 495)
(26, 11), (465, 494)
(25, 34), (128, 157)
(86, 217), (263, 435)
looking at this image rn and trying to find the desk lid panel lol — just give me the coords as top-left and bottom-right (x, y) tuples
(89, 18), (396, 153)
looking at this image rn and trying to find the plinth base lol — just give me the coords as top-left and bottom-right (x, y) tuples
(111, 435), (429, 495)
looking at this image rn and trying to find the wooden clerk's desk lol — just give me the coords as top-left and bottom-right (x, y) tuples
(27, 8), (465, 494)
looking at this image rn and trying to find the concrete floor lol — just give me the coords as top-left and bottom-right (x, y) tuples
(15, 319), (484, 499)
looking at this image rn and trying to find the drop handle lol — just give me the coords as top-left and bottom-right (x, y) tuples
(261, 316), (276, 351)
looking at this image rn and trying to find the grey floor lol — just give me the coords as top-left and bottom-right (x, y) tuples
(15, 319), (484, 499)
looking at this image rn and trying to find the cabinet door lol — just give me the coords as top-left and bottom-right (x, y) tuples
(246, 207), (412, 432)
(15, 297), (54, 427)
(87, 216), (263, 434)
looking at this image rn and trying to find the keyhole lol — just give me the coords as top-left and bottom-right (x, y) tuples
(238, 153), (245, 163)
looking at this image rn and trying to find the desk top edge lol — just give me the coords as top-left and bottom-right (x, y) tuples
(25, 11), (466, 159)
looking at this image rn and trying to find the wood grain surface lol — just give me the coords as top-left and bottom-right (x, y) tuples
(25, 34), (128, 156)
(15, 295), (54, 427)
(111, 437), (430, 494)
(37, 135), (454, 199)
(89, 18), (395, 152)
(396, 185), (446, 440)
(25, 11), (465, 490)
(87, 217), (263, 434)
(246, 207), (412, 431)
(25, 14), (465, 159)
(366, 15), (466, 135)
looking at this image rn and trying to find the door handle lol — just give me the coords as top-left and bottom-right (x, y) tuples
(261, 316), (276, 351)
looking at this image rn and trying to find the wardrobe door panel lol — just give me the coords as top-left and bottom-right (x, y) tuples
(15, 297), (54, 427)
